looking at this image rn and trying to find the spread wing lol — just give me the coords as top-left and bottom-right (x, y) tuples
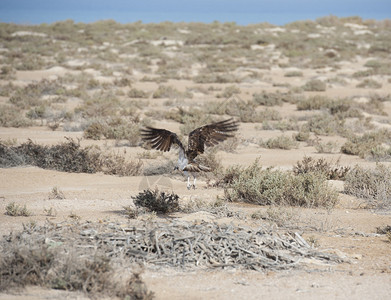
(187, 118), (238, 160)
(140, 127), (184, 152)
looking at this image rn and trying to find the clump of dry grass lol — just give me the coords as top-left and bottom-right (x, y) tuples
(344, 164), (391, 208)
(48, 187), (65, 200)
(223, 159), (338, 208)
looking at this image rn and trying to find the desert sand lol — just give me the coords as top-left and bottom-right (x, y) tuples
(1, 17), (391, 299)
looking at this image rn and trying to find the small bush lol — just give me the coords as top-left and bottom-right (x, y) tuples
(261, 135), (298, 150)
(297, 95), (332, 110)
(341, 130), (391, 158)
(152, 85), (191, 99)
(128, 88), (149, 98)
(252, 91), (283, 106)
(344, 164), (391, 208)
(5, 202), (31, 217)
(48, 187), (65, 200)
(305, 113), (344, 136)
(132, 189), (180, 214)
(0, 105), (32, 127)
(302, 79), (326, 91)
(293, 156), (350, 180)
(224, 160), (338, 208)
(284, 71), (303, 77)
(356, 79), (382, 89)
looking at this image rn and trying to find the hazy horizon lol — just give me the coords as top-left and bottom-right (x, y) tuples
(0, 0), (390, 26)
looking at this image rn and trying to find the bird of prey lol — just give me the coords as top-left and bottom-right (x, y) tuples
(141, 119), (238, 189)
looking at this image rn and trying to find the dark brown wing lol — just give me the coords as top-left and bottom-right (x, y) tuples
(140, 127), (184, 152)
(187, 118), (238, 160)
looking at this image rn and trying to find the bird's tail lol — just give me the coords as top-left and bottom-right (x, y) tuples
(183, 163), (211, 172)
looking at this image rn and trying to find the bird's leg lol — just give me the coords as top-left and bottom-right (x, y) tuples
(193, 175), (196, 189)
(187, 175), (191, 190)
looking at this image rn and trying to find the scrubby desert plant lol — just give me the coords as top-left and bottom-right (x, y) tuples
(302, 79), (326, 91)
(0, 138), (142, 176)
(293, 156), (350, 180)
(224, 159), (338, 208)
(252, 91), (283, 106)
(356, 79), (382, 89)
(132, 189), (180, 214)
(261, 135), (298, 150)
(296, 95), (333, 110)
(344, 164), (391, 208)
(341, 129), (391, 159)
(5, 202), (31, 217)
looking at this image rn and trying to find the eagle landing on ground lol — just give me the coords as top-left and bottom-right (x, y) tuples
(141, 119), (238, 189)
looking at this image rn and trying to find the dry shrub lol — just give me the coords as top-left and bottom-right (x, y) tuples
(344, 164), (391, 208)
(0, 138), (142, 176)
(224, 159), (338, 208)
(132, 188), (180, 214)
(293, 156), (350, 180)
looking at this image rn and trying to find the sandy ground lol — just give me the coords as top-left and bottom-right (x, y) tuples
(1, 22), (391, 299)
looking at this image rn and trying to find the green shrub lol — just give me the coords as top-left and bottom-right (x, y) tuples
(5, 202), (31, 217)
(296, 95), (332, 110)
(341, 130), (391, 158)
(344, 164), (391, 208)
(224, 160), (338, 208)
